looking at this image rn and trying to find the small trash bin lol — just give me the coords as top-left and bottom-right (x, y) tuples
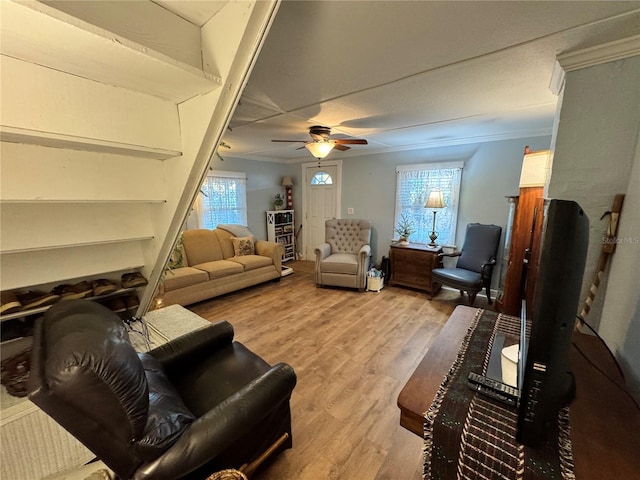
(366, 268), (384, 292)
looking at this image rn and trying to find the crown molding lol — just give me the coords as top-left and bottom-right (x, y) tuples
(548, 61), (566, 96)
(557, 34), (640, 72)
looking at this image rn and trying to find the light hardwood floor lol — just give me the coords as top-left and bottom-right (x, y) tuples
(189, 261), (492, 480)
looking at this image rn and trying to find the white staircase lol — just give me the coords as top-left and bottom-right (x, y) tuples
(0, 0), (279, 317)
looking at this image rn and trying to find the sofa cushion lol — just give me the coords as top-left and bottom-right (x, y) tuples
(229, 255), (273, 271)
(231, 236), (255, 256)
(163, 267), (209, 291)
(213, 228), (236, 259)
(193, 260), (244, 280)
(182, 230), (224, 266)
(321, 253), (359, 275)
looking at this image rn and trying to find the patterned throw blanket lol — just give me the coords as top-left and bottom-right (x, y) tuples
(423, 309), (575, 480)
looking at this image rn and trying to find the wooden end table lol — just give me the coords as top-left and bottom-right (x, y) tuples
(388, 242), (443, 298)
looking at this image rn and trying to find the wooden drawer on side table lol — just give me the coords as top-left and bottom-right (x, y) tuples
(388, 242), (443, 298)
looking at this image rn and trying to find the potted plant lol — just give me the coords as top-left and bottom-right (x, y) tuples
(395, 213), (414, 245)
(274, 193), (284, 210)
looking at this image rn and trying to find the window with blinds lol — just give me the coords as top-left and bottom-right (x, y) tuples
(395, 162), (463, 247)
(199, 171), (247, 229)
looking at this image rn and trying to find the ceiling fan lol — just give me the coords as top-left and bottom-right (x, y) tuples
(271, 126), (368, 159)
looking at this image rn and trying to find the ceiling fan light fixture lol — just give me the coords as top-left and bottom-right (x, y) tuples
(305, 141), (334, 159)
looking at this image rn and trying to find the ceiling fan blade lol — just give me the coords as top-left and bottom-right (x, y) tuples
(271, 139), (307, 143)
(333, 144), (350, 151)
(333, 139), (368, 145)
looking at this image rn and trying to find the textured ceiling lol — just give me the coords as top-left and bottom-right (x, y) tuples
(165, 1), (640, 163)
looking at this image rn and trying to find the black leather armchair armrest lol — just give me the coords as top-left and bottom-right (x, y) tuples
(133, 362), (297, 480)
(148, 320), (234, 373)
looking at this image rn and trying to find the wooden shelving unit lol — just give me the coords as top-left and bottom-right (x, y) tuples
(0, 126), (182, 160)
(0, 286), (139, 322)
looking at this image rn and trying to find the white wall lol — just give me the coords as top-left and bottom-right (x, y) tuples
(548, 55), (640, 393)
(599, 129), (640, 399)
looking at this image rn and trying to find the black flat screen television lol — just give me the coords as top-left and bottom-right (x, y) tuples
(516, 199), (589, 446)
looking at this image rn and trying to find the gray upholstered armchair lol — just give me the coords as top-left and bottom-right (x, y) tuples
(315, 219), (372, 291)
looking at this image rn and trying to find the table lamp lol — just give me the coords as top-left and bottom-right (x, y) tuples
(425, 189), (446, 246)
(519, 148), (551, 187)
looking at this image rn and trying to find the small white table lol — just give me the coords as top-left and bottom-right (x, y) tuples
(130, 304), (211, 351)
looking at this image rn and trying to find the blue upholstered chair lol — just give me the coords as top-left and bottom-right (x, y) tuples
(431, 223), (502, 305)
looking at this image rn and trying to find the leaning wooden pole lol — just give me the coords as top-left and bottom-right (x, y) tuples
(239, 433), (289, 478)
(577, 194), (625, 327)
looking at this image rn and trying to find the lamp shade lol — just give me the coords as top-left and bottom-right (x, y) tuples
(519, 150), (551, 187)
(305, 142), (334, 159)
(281, 176), (293, 186)
(425, 189), (446, 209)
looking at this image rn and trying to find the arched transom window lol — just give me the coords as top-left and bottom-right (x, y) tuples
(311, 171), (333, 185)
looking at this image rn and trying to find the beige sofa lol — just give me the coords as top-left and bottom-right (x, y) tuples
(160, 227), (283, 306)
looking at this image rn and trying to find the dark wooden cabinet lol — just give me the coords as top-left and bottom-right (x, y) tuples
(497, 147), (550, 316)
(388, 242), (443, 298)
(495, 187), (544, 316)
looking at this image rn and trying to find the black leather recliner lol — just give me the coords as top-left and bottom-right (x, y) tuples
(431, 223), (502, 305)
(28, 300), (296, 479)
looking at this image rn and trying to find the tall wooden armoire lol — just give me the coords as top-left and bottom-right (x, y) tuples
(496, 148), (551, 316)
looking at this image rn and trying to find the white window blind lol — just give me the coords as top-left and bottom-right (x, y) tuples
(395, 162), (463, 247)
(199, 171), (247, 229)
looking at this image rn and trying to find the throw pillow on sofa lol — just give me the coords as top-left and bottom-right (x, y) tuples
(231, 236), (255, 256)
